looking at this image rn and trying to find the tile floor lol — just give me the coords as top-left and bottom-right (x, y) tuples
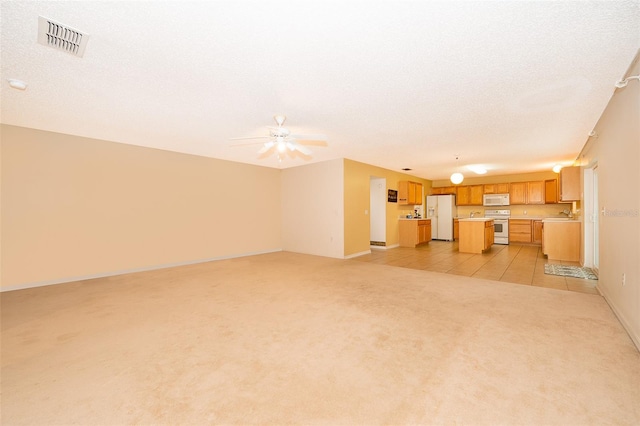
(351, 241), (599, 295)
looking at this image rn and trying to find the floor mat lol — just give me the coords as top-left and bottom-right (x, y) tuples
(544, 264), (598, 280)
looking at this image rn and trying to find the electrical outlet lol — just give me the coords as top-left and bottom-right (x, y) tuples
(622, 273), (626, 286)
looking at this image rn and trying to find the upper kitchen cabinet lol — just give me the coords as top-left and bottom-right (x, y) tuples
(527, 181), (545, 204)
(398, 181), (423, 205)
(559, 167), (580, 202)
(432, 186), (456, 195)
(470, 185), (484, 205)
(509, 182), (528, 205)
(509, 181), (544, 205)
(456, 185), (483, 206)
(483, 183), (510, 194)
(545, 179), (558, 204)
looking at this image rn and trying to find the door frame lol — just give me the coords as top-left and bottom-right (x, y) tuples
(583, 163), (599, 273)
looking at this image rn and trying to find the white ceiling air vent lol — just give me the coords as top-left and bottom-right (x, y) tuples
(37, 16), (89, 57)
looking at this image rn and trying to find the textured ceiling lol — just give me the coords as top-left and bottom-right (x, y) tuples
(1, 1), (639, 180)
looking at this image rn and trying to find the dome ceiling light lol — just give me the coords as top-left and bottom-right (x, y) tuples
(450, 155), (464, 185)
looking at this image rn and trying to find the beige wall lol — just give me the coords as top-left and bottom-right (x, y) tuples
(1, 125), (283, 290)
(281, 159), (344, 258)
(343, 159), (430, 256)
(577, 52), (640, 348)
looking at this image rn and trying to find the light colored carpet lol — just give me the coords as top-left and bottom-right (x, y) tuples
(1, 252), (639, 425)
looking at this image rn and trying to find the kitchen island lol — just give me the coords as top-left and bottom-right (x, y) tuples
(458, 218), (494, 253)
(398, 218), (432, 247)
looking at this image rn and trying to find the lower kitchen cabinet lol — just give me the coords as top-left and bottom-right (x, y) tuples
(543, 220), (580, 261)
(399, 219), (432, 247)
(509, 219), (532, 243)
(458, 219), (494, 254)
(532, 220), (543, 244)
(509, 219), (543, 245)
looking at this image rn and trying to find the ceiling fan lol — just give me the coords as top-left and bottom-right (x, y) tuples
(230, 115), (327, 160)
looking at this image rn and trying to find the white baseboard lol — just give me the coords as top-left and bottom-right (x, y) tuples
(344, 250), (371, 259)
(599, 286), (640, 352)
(384, 243), (400, 249)
(1, 249), (283, 293)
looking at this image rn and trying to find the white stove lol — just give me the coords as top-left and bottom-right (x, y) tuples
(484, 209), (511, 245)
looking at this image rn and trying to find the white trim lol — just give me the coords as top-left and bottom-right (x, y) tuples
(370, 243), (399, 250)
(600, 286), (640, 352)
(344, 250), (371, 259)
(1, 249), (283, 292)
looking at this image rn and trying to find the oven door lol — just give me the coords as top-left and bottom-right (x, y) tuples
(493, 219), (509, 244)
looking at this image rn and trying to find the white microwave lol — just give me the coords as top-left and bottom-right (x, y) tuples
(483, 193), (510, 206)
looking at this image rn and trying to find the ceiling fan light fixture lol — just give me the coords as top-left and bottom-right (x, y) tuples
(274, 115), (286, 126)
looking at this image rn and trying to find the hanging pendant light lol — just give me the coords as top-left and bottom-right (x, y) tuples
(450, 156), (464, 184)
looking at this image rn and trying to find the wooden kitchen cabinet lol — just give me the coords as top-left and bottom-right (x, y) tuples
(543, 220), (580, 261)
(484, 220), (495, 251)
(456, 185), (483, 206)
(509, 219), (532, 243)
(509, 181), (545, 205)
(398, 181), (423, 205)
(470, 185), (484, 205)
(532, 220), (543, 244)
(509, 182), (528, 205)
(527, 181), (545, 204)
(399, 219), (432, 247)
(459, 219), (494, 253)
(559, 167), (580, 202)
(483, 183), (510, 194)
(545, 179), (558, 204)
(456, 186), (470, 205)
(432, 186), (456, 195)
(453, 218), (459, 240)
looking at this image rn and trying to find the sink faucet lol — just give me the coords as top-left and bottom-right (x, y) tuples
(559, 209), (574, 218)
(470, 211), (482, 218)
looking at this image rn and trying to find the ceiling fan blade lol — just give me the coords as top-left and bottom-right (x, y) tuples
(292, 143), (312, 156)
(289, 133), (328, 141)
(229, 140), (269, 147)
(230, 136), (270, 141)
(257, 140), (275, 154)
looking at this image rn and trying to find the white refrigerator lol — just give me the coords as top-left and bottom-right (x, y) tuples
(426, 195), (457, 241)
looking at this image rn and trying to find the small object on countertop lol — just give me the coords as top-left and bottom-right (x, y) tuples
(406, 214), (412, 218)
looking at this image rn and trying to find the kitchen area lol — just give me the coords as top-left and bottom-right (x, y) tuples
(397, 167), (582, 262)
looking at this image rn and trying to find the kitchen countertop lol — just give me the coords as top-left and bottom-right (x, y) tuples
(398, 217), (430, 221)
(458, 217), (494, 222)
